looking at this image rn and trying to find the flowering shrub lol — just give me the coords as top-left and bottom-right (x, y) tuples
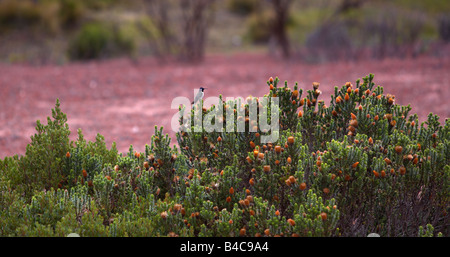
(0, 74), (448, 237)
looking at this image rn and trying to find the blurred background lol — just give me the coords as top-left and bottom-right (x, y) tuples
(0, 0), (449, 157)
(0, 0), (449, 63)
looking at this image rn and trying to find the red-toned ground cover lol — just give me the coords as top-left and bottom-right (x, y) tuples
(0, 53), (449, 158)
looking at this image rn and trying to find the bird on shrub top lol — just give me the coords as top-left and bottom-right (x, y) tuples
(192, 87), (206, 105)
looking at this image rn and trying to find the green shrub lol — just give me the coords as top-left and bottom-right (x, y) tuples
(68, 22), (137, 60)
(68, 23), (113, 60)
(0, 0), (42, 29)
(245, 10), (274, 43)
(0, 74), (448, 237)
(226, 0), (260, 15)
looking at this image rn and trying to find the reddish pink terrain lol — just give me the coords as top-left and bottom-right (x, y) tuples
(0, 53), (449, 158)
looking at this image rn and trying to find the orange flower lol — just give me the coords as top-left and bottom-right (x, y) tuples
(350, 119), (358, 128)
(352, 162), (359, 168)
(82, 169), (87, 178)
(332, 110), (338, 116)
(287, 157), (292, 164)
(217, 136), (222, 142)
(351, 113), (357, 120)
(105, 175), (111, 181)
(395, 145), (403, 154)
(249, 210), (255, 216)
(263, 165), (271, 173)
(229, 219), (233, 224)
(229, 187), (234, 195)
(298, 111), (303, 118)
(250, 141), (255, 149)
(288, 176), (296, 184)
(240, 228), (246, 236)
(384, 158), (392, 165)
(275, 210), (280, 216)
(226, 196), (231, 202)
(161, 211), (168, 220)
(381, 170), (386, 178)
(368, 137), (373, 145)
(373, 170), (379, 178)
(249, 178), (255, 186)
(264, 229), (270, 236)
(275, 145), (281, 153)
(269, 77), (274, 83)
(299, 182), (306, 191)
(287, 136), (295, 144)
(399, 166), (406, 175)
(66, 152), (71, 158)
(287, 219), (295, 226)
(323, 187), (330, 194)
(292, 90), (299, 98)
(345, 93), (350, 101)
(135, 152), (140, 158)
(320, 212), (327, 221)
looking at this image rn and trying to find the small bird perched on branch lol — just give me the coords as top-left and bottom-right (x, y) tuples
(192, 87), (206, 104)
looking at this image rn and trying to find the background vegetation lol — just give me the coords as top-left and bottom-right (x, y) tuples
(0, 0), (449, 64)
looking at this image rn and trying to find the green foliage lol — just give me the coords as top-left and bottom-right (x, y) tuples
(68, 22), (136, 60)
(0, 75), (448, 237)
(226, 0), (260, 15)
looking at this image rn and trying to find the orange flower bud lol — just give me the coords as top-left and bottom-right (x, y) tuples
(229, 187), (234, 195)
(299, 182), (306, 191)
(275, 145), (282, 153)
(288, 219), (295, 226)
(399, 166), (406, 175)
(287, 136), (295, 144)
(345, 93), (350, 101)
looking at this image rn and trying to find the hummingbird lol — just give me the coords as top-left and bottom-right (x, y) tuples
(192, 87), (206, 104)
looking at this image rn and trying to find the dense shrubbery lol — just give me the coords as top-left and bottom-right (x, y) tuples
(68, 22), (135, 60)
(0, 74), (448, 237)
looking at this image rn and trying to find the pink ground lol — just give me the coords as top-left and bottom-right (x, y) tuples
(0, 53), (449, 158)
